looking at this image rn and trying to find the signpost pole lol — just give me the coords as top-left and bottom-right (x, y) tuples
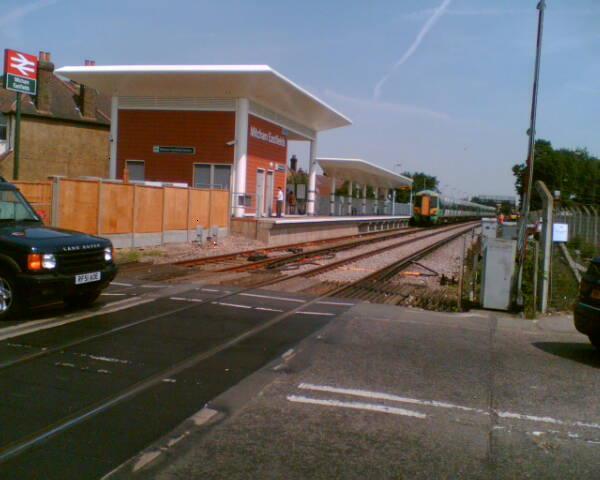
(13, 92), (21, 180)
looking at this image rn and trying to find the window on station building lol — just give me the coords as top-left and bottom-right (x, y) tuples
(0, 113), (7, 142)
(194, 164), (231, 190)
(126, 160), (145, 182)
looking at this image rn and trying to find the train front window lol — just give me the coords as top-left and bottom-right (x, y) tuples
(415, 196), (423, 207)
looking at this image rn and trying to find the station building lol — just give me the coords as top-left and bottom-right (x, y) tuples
(56, 65), (352, 219)
(57, 64), (413, 245)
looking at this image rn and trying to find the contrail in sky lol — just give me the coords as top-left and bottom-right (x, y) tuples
(373, 0), (453, 100)
(0, 0), (59, 27)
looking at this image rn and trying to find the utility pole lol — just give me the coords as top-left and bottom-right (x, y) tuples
(515, 0), (546, 306)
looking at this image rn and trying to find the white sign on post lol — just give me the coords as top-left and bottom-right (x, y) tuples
(552, 223), (568, 242)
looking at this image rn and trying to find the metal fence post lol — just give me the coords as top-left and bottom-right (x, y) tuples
(535, 181), (553, 314)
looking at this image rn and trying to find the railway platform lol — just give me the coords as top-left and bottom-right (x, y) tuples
(231, 215), (411, 246)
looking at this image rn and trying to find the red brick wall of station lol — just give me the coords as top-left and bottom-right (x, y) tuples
(116, 110), (235, 184)
(246, 114), (288, 214)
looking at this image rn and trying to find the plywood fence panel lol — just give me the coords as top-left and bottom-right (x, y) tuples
(210, 190), (230, 227)
(188, 189), (210, 229)
(134, 185), (164, 233)
(59, 179), (99, 234)
(100, 183), (134, 234)
(13, 181), (53, 223)
(164, 187), (188, 231)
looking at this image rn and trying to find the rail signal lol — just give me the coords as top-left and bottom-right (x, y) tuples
(3, 49), (38, 95)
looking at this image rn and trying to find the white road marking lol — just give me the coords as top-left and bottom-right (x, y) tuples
(101, 293), (127, 296)
(298, 383), (486, 413)
(287, 395), (426, 419)
(75, 353), (130, 364)
(111, 282), (133, 287)
(0, 297), (153, 342)
(497, 411), (600, 430)
(297, 311), (336, 317)
(297, 383), (600, 431)
(316, 300), (355, 307)
(212, 302), (252, 309)
(255, 307), (284, 313)
(169, 297), (204, 303)
(201, 288), (221, 293)
(240, 292), (304, 303)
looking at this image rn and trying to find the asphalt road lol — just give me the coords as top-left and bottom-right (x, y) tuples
(0, 283), (352, 479)
(138, 305), (600, 480)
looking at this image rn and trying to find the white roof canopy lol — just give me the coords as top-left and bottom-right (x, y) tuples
(317, 158), (413, 189)
(55, 64), (351, 132)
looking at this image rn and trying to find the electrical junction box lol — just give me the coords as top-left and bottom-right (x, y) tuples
(481, 218), (497, 239)
(481, 238), (517, 311)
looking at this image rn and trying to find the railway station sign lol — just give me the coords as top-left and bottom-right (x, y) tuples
(3, 49), (38, 95)
(153, 145), (196, 155)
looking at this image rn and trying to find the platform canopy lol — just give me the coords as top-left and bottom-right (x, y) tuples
(317, 158), (413, 189)
(55, 64), (351, 132)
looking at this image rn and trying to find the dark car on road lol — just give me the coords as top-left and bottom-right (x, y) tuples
(574, 257), (600, 348)
(0, 178), (117, 320)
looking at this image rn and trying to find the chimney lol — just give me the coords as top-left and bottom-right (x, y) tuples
(36, 51), (54, 113)
(80, 59), (97, 119)
(290, 154), (298, 172)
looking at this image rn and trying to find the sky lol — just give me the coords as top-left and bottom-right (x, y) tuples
(1, 0), (599, 198)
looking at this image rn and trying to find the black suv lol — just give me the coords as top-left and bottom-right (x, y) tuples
(574, 257), (600, 349)
(0, 178), (117, 319)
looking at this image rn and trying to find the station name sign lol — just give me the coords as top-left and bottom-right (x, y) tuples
(250, 126), (286, 148)
(3, 49), (38, 95)
(153, 145), (196, 155)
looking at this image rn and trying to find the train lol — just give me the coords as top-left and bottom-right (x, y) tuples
(412, 190), (496, 225)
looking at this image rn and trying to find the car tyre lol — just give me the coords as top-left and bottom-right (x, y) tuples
(0, 269), (21, 321)
(64, 290), (101, 309)
(589, 335), (600, 350)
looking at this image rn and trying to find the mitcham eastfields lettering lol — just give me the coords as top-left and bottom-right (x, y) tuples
(250, 126), (286, 147)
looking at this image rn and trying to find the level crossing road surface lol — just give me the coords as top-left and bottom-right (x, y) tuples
(130, 305), (600, 480)
(0, 281), (354, 479)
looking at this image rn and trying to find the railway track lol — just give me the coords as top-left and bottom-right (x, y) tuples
(329, 224), (475, 302)
(235, 221), (478, 293)
(173, 226), (418, 272)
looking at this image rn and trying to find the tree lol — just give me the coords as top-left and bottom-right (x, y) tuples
(395, 171), (439, 203)
(513, 139), (600, 210)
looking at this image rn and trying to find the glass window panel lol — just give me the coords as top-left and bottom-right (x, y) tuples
(194, 164), (211, 189)
(213, 165), (231, 189)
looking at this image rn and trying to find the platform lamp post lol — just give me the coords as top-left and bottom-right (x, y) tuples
(515, 0), (546, 307)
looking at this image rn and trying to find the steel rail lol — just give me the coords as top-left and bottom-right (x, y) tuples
(250, 222), (478, 290)
(173, 226), (411, 268)
(328, 224), (476, 300)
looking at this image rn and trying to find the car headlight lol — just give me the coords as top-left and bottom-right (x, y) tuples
(42, 253), (56, 270)
(104, 247), (113, 262)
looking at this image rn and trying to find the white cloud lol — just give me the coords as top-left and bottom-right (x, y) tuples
(0, 0), (59, 28)
(374, 0), (452, 100)
(324, 89), (451, 121)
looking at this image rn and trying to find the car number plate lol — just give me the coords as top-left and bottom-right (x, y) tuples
(75, 272), (101, 285)
(592, 288), (600, 300)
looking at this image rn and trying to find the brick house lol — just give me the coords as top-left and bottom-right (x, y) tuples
(0, 52), (111, 181)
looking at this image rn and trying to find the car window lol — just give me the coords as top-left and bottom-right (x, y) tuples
(0, 190), (40, 221)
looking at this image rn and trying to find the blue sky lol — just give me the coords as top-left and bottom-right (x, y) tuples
(1, 0), (599, 197)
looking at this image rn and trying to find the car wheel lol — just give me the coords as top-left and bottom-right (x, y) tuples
(589, 335), (600, 349)
(64, 290), (101, 309)
(0, 270), (21, 320)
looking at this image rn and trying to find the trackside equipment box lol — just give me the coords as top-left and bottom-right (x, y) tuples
(481, 238), (517, 311)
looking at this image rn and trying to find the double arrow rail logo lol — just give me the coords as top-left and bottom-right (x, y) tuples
(9, 53), (36, 77)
